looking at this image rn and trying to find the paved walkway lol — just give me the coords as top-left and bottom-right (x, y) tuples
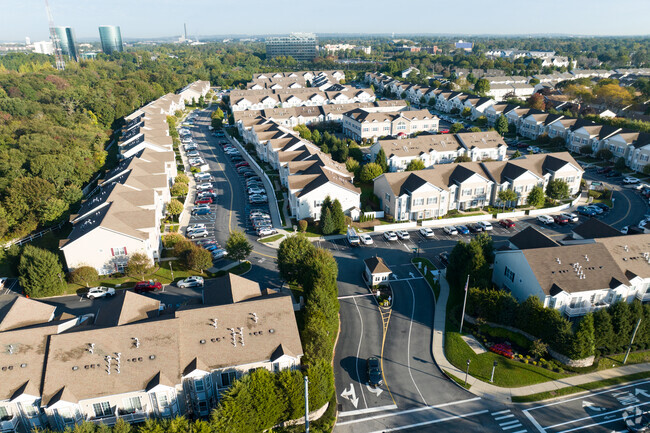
(431, 271), (650, 403)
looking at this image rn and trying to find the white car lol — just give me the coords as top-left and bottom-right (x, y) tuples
(212, 249), (228, 260)
(187, 224), (206, 233)
(443, 226), (458, 235)
(189, 158), (204, 167)
(188, 229), (209, 239)
(360, 234), (374, 245)
(194, 172), (211, 180)
(248, 187), (265, 195)
(86, 286), (116, 300)
(187, 150), (200, 157)
(184, 143), (197, 151)
(258, 228), (278, 237)
(537, 214), (554, 225)
(623, 176), (640, 185)
(177, 276), (204, 288)
(383, 231), (398, 241)
(396, 230), (410, 240)
(477, 221), (493, 231)
(420, 227), (435, 238)
(561, 212), (579, 223)
(197, 183), (213, 191)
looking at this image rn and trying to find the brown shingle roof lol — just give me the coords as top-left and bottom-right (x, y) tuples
(364, 257), (391, 274)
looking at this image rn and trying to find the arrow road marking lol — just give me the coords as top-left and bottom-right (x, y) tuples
(582, 400), (606, 412)
(341, 383), (359, 408)
(366, 384), (383, 397)
(635, 388), (650, 398)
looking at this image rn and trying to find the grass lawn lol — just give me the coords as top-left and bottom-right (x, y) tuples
(444, 332), (570, 388)
(258, 234), (284, 243)
(303, 224), (323, 238)
(411, 258), (440, 301)
(443, 369), (472, 390)
(228, 261), (252, 275)
(512, 371), (650, 403)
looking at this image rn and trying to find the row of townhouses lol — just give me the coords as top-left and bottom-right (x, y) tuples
(0, 274), (302, 432)
(483, 103), (650, 173)
(60, 81), (210, 275)
(373, 152), (583, 221)
(368, 131), (508, 172)
(247, 70), (345, 90)
(341, 108), (440, 141)
(493, 219), (650, 317)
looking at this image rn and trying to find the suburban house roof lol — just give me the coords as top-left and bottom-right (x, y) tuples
(572, 218), (622, 240)
(364, 256), (392, 274)
(94, 291), (161, 328)
(379, 134), (463, 158)
(456, 131), (507, 150)
(202, 274), (263, 306)
(509, 226), (560, 250)
(595, 234), (650, 280)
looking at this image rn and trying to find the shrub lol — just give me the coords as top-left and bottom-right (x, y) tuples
(163, 233), (185, 248)
(171, 182), (188, 197)
(174, 173), (189, 184)
(67, 266), (99, 287)
(298, 220), (308, 233)
(18, 245), (65, 298)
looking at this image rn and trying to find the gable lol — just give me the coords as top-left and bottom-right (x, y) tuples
(458, 172), (489, 185)
(511, 170), (542, 182)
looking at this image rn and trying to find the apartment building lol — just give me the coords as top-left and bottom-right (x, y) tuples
(484, 103), (519, 126)
(566, 124), (622, 153)
(178, 80), (210, 104)
(518, 113), (564, 139)
(288, 166), (360, 220)
(493, 224), (650, 317)
(229, 86), (375, 112)
(342, 108), (439, 141)
(0, 275), (302, 431)
(265, 33), (318, 61)
(373, 152), (582, 220)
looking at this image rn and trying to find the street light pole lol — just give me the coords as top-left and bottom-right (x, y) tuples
(624, 316), (642, 365)
(490, 360), (498, 383)
(304, 376), (310, 433)
(465, 359), (471, 386)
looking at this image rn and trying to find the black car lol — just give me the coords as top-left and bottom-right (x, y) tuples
(592, 202), (610, 212)
(468, 223), (483, 233)
(367, 357), (383, 387)
(439, 252), (450, 266)
(607, 171), (621, 178)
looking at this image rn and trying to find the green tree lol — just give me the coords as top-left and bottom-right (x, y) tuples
(331, 199), (346, 234)
(174, 173), (189, 184)
(512, 150), (522, 158)
(580, 144), (593, 155)
(450, 122), (464, 134)
(170, 182), (188, 197)
(530, 339), (548, 358)
(546, 179), (570, 200)
(67, 266), (99, 287)
(644, 165), (650, 176)
(375, 147), (389, 173)
(615, 157), (627, 171)
(345, 157), (360, 176)
(572, 313), (595, 359)
(127, 252), (154, 280)
(185, 245), (212, 273)
(596, 148), (613, 161)
(320, 207), (335, 235)
(406, 159), (426, 171)
(225, 230), (253, 263)
(454, 155), (472, 163)
(167, 199), (183, 219)
(593, 308), (615, 351)
(18, 245), (65, 298)
(526, 185), (546, 208)
(360, 162), (384, 182)
(468, 126), (482, 132)
(461, 107), (472, 118)
(498, 189), (518, 207)
(474, 78), (490, 95)
(277, 234), (315, 283)
(527, 93), (546, 111)
(495, 115), (509, 136)
(610, 301), (634, 348)
(298, 220), (308, 233)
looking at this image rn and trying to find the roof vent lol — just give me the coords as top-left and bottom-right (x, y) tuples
(20, 363), (26, 368)
(269, 329), (275, 334)
(250, 313), (258, 324)
(200, 339), (206, 344)
(211, 318), (218, 329)
(133, 338), (139, 349)
(149, 355), (156, 360)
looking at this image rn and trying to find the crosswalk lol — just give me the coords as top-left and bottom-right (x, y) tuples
(491, 409), (528, 433)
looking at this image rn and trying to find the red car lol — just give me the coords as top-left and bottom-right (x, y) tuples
(195, 197), (213, 205)
(133, 281), (162, 293)
(553, 214), (569, 225)
(235, 162), (249, 168)
(499, 219), (516, 228)
(440, 129), (450, 134)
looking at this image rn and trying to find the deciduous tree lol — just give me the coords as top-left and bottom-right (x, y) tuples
(18, 245), (65, 298)
(127, 252), (154, 280)
(225, 230), (252, 264)
(406, 159), (425, 171)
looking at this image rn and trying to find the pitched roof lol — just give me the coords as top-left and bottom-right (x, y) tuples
(202, 274), (263, 306)
(456, 131), (507, 150)
(0, 297), (56, 331)
(509, 226), (560, 250)
(379, 134), (463, 158)
(364, 256), (392, 274)
(595, 234), (650, 280)
(572, 218), (622, 240)
(94, 291), (161, 327)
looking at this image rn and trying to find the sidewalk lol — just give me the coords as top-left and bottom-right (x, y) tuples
(431, 272), (650, 403)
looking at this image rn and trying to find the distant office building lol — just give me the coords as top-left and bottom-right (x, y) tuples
(25, 36), (31, 45)
(266, 33), (317, 62)
(99, 25), (123, 54)
(455, 40), (473, 52)
(33, 40), (54, 55)
(55, 26), (79, 61)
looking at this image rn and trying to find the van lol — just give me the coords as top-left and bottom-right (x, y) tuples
(347, 227), (360, 246)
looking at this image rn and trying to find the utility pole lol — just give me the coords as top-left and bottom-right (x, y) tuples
(44, 0), (65, 70)
(304, 376), (310, 433)
(459, 275), (470, 333)
(623, 316), (642, 364)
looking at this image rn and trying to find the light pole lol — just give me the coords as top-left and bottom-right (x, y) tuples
(464, 359), (471, 386)
(304, 375), (310, 433)
(490, 360), (498, 383)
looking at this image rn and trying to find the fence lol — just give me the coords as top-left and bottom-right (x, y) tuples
(373, 221), (418, 232)
(495, 210), (527, 219)
(362, 210), (384, 219)
(420, 214), (492, 228)
(3, 221), (66, 249)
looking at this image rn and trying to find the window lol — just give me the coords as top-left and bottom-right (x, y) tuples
(20, 402), (38, 417)
(363, 128), (369, 132)
(475, 188), (485, 195)
(313, 200), (323, 208)
(194, 378), (205, 392)
(566, 177), (575, 183)
(504, 266), (515, 283)
(56, 408), (75, 423)
(220, 371), (237, 387)
(111, 247), (127, 256)
(462, 189), (472, 196)
(385, 193), (391, 202)
(384, 126), (390, 131)
(273, 362), (280, 372)
(198, 402), (208, 413)
(157, 393), (169, 409)
(122, 397), (142, 413)
(0, 406), (10, 420)
(93, 402), (112, 418)
(427, 197), (437, 205)
(412, 198), (424, 206)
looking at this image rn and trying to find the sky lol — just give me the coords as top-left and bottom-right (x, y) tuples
(1, 0), (649, 42)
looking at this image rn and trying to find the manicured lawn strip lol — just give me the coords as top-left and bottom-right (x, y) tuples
(443, 369), (472, 390)
(411, 258), (440, 300)
(511, 371), (650, 403)
(258, 234), (284, 243)
(227, 261), (252, 275)
(444, 331), (569, 388)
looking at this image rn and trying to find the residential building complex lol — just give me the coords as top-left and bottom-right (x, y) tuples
(373, 152), (582, 220)
(0, 275), (302, 431)
(265, 33), (318, 61)
(98, 26), (123, 54)
(341, 108), (439, 141)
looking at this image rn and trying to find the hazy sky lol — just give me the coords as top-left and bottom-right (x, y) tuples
(1, 0), (649, 42)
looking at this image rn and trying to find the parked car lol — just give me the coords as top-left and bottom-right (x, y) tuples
(187, 150), (200, 158)
(248, 187), (265, 195)
(197, 183), (213, 191)
(396, 230), (410, 240)
(577, 205), (597, 216)
(592, 202), (610, 212)
(624, 176), (640, 185)
(455, 225), (470, 235)
(477, 221), (493, 231)
(177, 276), (204, 288)
(194, 172), (212, 181)
(133, 281), (162, 293)
(366, 357), (383, 387)
(235, 162), (249, 168)
(607, 170), (621, 178)
(187, 224), (207, 233)
(86, 286), (115, 300)
(561, 212), (579, 223)
(587, 205), (604, 215)
(212, 249), (228, 260)
(597, 166), (612, 174)
(359, 233), (374, 245)
(499, 219), (516, 228)
(553, 214), (569, 225)
(419, 227), (435, 238)
(468, 223), (483, 233)
(438, 252), (450, 266)
(195, 197), (213, 205)
(537, 215), (554, 225)
(188, 228), (209, 239)
(189, 159), (204, 167)
(191, 207), (212, 216)
(249, 195), (268, 204)
(258, 228), (278, 237)
(383, 231), (398, 242)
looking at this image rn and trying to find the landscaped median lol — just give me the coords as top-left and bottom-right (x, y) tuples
(411, 257), (440, 300)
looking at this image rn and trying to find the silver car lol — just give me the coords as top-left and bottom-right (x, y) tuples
(86, 286), (116, 300)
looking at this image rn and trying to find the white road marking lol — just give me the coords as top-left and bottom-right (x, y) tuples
(496, 414), (516, 420)
(546, 401), (650, 430)
(500, 420), (521, 427)
(336, 397), (482, 426)
(352, 297), (368, 410)
(338, 404), (398, 418)
(493, 410), (511, 416)
(522, 410), (546, 433)
(366, 384), (383, 396)
(340, 383), (359, 409)
(367, 409), (490, 433)
(503, 424), (524, 431)
(405, 280), (427, 406)
(338, 293), (374, 300)
(556, 414), (633, 433)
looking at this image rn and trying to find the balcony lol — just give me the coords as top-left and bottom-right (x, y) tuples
(0, 415), (20, 433)
(563, 300), (611, 317)
(88, 411), (148, 426)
